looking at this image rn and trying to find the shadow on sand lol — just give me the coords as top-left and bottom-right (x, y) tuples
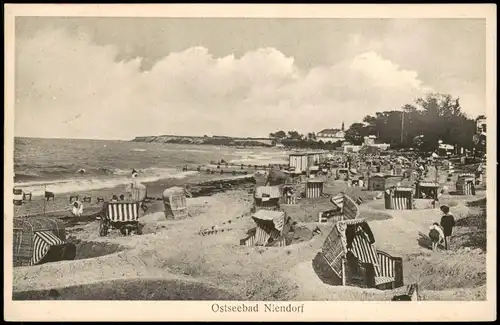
(13, 278), (242, 301)
(312, 252), (341, 286)
(417, 231), (433, 250)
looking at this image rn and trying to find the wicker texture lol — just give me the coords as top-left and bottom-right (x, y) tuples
(13, 217), (66, 267)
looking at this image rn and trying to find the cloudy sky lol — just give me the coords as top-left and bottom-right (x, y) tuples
(14, 17), (486, 140)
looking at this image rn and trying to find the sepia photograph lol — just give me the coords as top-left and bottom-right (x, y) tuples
(4, 4), (496, 322)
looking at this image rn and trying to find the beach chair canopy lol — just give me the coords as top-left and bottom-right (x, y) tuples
(241, 210), (289, 247)
(252, 210), (287, 234)
(13, 217), (68, 267)
(330, 193), (344, 210)
(418, 182), (440, 188)
(104, 201), (141, 222)
(393, 187), (413, 192)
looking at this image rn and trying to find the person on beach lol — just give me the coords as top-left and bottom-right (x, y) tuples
(71, 200), (83, 217)
(119, 194), (125, 201)
(440, 205), (456, 250)
(428, 222), (445, 251)
(111, 195), (119, 202)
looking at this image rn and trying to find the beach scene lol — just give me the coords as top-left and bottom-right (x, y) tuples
(9, 15), (490, 304)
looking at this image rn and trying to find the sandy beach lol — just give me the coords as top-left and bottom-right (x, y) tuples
(12, 169), (487, 301)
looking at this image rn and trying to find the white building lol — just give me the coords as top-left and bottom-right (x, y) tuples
(343, 144), (362, 153)
(362, 135), (390, 151)
(316, 125), (346, 143)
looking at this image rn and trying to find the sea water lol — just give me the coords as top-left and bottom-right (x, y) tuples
(14, 137), (289, 196)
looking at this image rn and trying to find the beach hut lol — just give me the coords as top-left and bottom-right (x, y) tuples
(13, 217), (76, 267)
(306, 179), (325, 199)
(253, 186), (281, 211)
(384, 187), (414, 210)
(289, 153), (309, 173)
(320, 218), (404, 290)
(456, 174), (476, 195)
(163, 187), (188, 219)
(318, 193), (360, 223)
(415, 182), (440, 200)
(240, 210), (290, 247)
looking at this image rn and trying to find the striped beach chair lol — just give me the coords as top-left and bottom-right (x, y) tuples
(31, 231), (66, 265)
(456, 174), (476, 195)
(318, 193), (360, 223)
(321, 219), (403, 290)
(13, 217), (75, 267)
(384, 187), (414, 210)
(240, 210), (288, 247)
(99, 201), (142, 236)
(374, 250), (404, 289)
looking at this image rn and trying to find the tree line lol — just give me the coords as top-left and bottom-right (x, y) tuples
(269, 93), (485, 153)
(269, 131), (342, 150)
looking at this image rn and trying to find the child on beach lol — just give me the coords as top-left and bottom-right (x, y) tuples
(428, 222), (445, 251)
(440, 205), (456, 250)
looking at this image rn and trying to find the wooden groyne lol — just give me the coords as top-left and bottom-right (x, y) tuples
(182, 162), (289, 176)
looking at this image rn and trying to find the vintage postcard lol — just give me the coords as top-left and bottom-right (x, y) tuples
(4, 3), (496, 322)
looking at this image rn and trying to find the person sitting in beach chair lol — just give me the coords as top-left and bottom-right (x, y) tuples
(428, 222), (445, 251)
(71, 200), (84, 217)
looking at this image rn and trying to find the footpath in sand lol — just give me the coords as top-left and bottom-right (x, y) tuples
(12, 187), (487, 301)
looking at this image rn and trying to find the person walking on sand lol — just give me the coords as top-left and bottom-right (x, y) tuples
(440, 205), (456, 250)
(428, 222), (445, 251)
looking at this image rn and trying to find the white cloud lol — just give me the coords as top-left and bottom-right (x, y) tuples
(15, 28), (437, 139)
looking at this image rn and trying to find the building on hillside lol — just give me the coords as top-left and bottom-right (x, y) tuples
(362, 135), (390, 151)
(316, 123), (346, 143)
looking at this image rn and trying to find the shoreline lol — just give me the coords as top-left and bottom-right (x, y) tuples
(12, 172), (260, 219)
